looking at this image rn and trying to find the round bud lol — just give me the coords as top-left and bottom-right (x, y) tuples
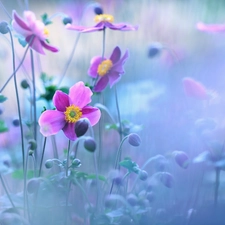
(139, 170), (148, 181)
(28, 139), (37, 151)
(173, 151), (189, 169)
(159, 172), (173, 188)
(12, 118), (20, 127)
(84, 137), (96, 152)
(45, 159), (53, 169)
(21, 79), (30, 89)
(128, 133), (141, 147)
(0, 21), (8, 34)
(104, 195), (116, 208)
(75, 119), (89, 137)
(72, 158), (81, 167)
(146, 192), (154, 203)
(27, 178), (41, 194)
(148, 42), (162, 58)
(62, 16), (72, 25)
(94, 6), (103, 15)
(126, 193), (138, 206)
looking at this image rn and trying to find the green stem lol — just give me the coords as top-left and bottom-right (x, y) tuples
(214, 167), (220, 207)
(38, 137), (47, 177)
(66, 140), (71, 177)
(115, 85), (122, 142)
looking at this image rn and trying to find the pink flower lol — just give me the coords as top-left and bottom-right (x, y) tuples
(88, 46), (129, 92)
(12, 10), (58, 55)
(182, 77), (208, 100)
(196, 22), (225, 33)
(38, 82), (101, 141)
(66, 14), (138, 33)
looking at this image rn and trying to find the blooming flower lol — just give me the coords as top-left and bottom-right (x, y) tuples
(196, 22), (225, 33)
(66, 14), (138, 33)
(38, 81), (101, 141)
(12, 10), (58, 54)
(88, 46), (129, 92)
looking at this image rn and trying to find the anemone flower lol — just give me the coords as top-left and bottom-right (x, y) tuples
(38, 82), (101, 141)
(12, 10), (58, 54)
(88, 46), (129, 92)
(197, 22), (225, 33)
(66, 14), (138, 33)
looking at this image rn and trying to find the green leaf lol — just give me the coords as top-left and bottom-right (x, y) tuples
(105, 123), (118, 130)
(106, 208), (124, 217)
(0, 94), (7, 103)
(0, 120), (8, 133)
(11, 170), (34, 179)
(119, 159), (140, 174)
(18, 37), (27, 47)
(86, 174), (106, 182)
(41, 13), (52, 25)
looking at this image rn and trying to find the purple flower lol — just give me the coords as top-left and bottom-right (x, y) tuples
(66, 14), (138, 33)
(88, 46), (129, 92)
(12, 10), (58, 55)
(38, 81), (101, 141)
(197, 22), (225, 33)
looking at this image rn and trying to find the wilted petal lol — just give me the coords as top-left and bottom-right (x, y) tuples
(40, 40), (59, 53)
(39, 110), (66, 137)
(110, 46), (121, 64)
(69, 81), (93, 108)
(93, 76), (109, 92)
(62, 123), (77, 141)
(197, 22), (225, 32)
(82, 106), (101, 126)
(53, 91), (70, 112)
(88, 56), (104, 78)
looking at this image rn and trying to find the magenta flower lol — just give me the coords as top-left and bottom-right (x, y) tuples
(197, 22), (225, 33)
(12, 10), (58, 55)
(88, 46), (129, 92)
(66, 14), (138, 33)
(38, 82), (101, 141)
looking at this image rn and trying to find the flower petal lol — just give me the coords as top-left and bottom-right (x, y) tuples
(12, 10), (30, 31)
(196, 22), (225, 32)
(88, 56), (104, 78)
(69, 81), (93, 108)
(82, 106), (101, 126)
(38, 110), (66, 137)
(53, 91), (70, 112)
(26, 36), (45, 54)
(66, 23), (104, 33)
(110, 46), (121, 64)
(62, 123), (77, 141)
(106, 22), (138, 31)
(113, 50), (129, 73)
(93, 76), (109, 92)
(108, 71), (121, 88)
(40, 40), (59, 53)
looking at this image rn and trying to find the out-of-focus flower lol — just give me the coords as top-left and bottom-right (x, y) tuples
(182, 77), (208, 100)
(12, 10), (58, 54)
(66, 13), (138, 33)
(196, 22), (225, 33)
(173, 151), (189, 169)
(38, 81), (101, 141)
(88, 46), (129, 92)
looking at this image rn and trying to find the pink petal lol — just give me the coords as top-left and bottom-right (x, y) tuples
(53, 91), (70, 112)
(62, 123), (77, 141)
(106, 22), (138, 31)
(81, 106), (101, 126)
(112, 50), (129, 73)
(110, 46), (121, 64)
(12, 10), (30, 31)
(88, 56), (104, 78)
(40, 40), (59, 53)
(26, 36), (45, 55)
(93, 76), (109, 92)
(69, 81), (93, 108)
(108, 71), (121, 88)
(38, 110), (66, 137)
(196, 22), (225, 32)
(66, 23), (104, 33)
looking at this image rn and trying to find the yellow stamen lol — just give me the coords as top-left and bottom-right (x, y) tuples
(64, 105), (82, 123)
(97, 59), (113, 76)
(43, 27), (49, 36)
(94, 14), (114, 23)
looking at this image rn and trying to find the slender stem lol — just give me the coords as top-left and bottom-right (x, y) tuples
(30, 50), (37, 141)
(66, 140), (71, 177)
(51, 136), (59, 159)
(38, 137), (47, 177)
(65, 180), (72, 225)
(0, 1), (12, 19)
(214, 167), (220, 206)
(101, 28), (106, 59)
(0, 173), (15, 208)
(8, 27), (26, 172)
(114, 85), (122, 142)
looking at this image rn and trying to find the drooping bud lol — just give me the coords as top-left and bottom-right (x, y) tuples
(128, 133), (141, 147)
(173, 151), (189, 169)
(45, 159), (53, 169)
(148, 42), (163, 58)
(72, 158), (81, 168)
(75, 119), (89, 137)
(28, 139), (37, 151)
(0, 21), (8, 34)
(21, 79), (30, 89)
(94, 4), (103, 15)
(62, 16), (72, 25)
(159, 172), (174, 188)
(12, 118), (20, 127)
(138, 170), (148, 181)
(27, 178), (41, 194)
(126, 193), (138, 206)
(84, 137), (96, 152)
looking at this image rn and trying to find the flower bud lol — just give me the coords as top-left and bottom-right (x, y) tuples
(12, 118), (20, 127)
(0, 21), (8, 34)
(75, 119), (89, 137)
(126, 193), (138, 206)
(27, 178), (41, 194)
(146, 192), (155, 203)
(128, 133), (141, 147)
(21, 79), (30, 89)
(84, 137), (96, 152)
(104, 195), (116, 208)
(62, 16), (72, 25)
(139, 170), (148, 181)
(159, 172), (173, 188)
(94, 5), (103, 15)
(28, 139), (37, 151)
(148, 42), (163, 58)
(45, 159), (53, 169)
(173, 151), (189, 169)
(72, 158), (81, 167)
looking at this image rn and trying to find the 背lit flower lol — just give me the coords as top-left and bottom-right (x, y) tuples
(38, 81), (101, 141)
(88, 46), (129, 92)
(196, 22), (225, 33)
(12, 10), (58, 54)
(66, 13), (138, 33)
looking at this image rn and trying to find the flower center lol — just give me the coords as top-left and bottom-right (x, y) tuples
(97, 59), (113, 76)
(94, 14), (114, 23)
(43, 27), (49, 37)
(64, 105), (82, 123)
